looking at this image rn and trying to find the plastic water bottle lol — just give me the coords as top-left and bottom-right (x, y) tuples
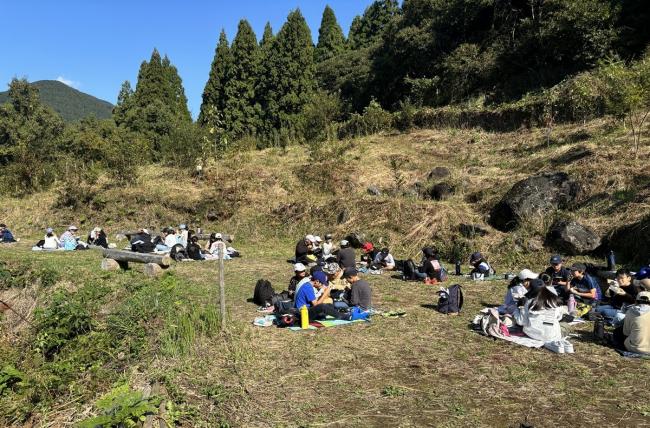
(300, 305), (309, 329)
(568, 294), (576, 316)
(455, 261), (461, 276)
(606, 250), (616, 271)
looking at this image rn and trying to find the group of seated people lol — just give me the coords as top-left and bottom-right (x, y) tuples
(33, 225), (108, 251)
(130, 225), (239, 261)
(498, 255), (650, 355)
(0, 224), (16, 243)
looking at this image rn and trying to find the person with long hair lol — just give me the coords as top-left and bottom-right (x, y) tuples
(513, 285), (571, 352)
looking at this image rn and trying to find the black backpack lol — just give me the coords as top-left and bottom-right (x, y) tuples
(170, 244), (188, 261)
(437, 284), (464, 314)
(253, 279), (275, 306)
(402, 259), (418, 281)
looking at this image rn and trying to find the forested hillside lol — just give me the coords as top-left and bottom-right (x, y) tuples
(0, 80), (113, 122)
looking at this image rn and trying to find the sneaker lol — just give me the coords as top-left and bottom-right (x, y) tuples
(560, 338), (574, 354)
(544, 341), (565, 354)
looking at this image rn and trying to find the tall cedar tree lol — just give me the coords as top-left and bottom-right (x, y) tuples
(348, 0), (399, 50)
(162, 55), (192, 122)
(259, 9), (315, 132)
(113, 80), (134, 126)
(198, 30), (232, 127)
(223, 20), (261, 137)
(315, 6), (346, 63)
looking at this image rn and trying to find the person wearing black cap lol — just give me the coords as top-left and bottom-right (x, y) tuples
(343, 267), (372, 310)
(372, 248), (396, 271)
(568, 263), (602, 303)
(544, 255), (571, 299)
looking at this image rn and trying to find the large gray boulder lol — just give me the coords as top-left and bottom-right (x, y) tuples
(489, 172), (581, 231)
(546, 220), (601, 255)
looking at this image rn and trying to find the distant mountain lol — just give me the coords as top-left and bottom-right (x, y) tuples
(0, 80), (114, 122)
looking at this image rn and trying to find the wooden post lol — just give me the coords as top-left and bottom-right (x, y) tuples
(217, 242), (226, 332)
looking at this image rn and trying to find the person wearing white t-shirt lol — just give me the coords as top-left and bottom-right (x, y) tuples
(372, 248), (396, 271)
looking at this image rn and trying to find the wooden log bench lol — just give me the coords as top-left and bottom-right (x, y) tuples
(116, 230), (234, 242)
(101, 248), (171, 278)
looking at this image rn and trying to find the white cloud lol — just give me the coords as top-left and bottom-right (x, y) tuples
(55, 76), (81, 89)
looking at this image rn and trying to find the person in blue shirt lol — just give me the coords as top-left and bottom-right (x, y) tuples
(294, 271), (348, 321)
(0, 224), (16, 243)
(568, 263), (602, 303)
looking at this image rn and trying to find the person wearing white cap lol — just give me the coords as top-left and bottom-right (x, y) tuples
(288, 263), (308, 298)
(336, 239), (356, 269)
(513, 285), (571, 352)
(498, 269), (539, 315)
(177, 224), (189, 248)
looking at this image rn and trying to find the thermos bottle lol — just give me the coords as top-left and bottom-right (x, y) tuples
(455, 260), (462, 276)
(300, 305), (309, 329)
(606, 250), (616, 271)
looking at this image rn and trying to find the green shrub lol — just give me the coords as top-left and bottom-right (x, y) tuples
(339, 99), (394, 138)
(78, 384), (161, 428)
(0, 366), (28, 396)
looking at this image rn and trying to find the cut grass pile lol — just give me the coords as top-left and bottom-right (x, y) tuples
(1, 241), (649, 427)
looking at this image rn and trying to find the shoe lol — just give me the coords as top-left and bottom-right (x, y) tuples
(544, 341), (565, 354)
(560, 338), (574, 353)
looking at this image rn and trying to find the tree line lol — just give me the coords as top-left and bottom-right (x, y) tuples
(1, 0), (649, 194)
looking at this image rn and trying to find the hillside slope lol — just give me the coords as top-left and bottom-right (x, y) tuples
(0, 80), (113, 121)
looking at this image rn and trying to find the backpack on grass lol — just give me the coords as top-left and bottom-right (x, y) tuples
(170, 244), (188, 261)
(437, 284), (464, 314)
(253, 279), (275, 307)
(402, 259), (418, 281)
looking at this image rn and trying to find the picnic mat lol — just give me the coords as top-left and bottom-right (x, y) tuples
(288, 319), (368, 331)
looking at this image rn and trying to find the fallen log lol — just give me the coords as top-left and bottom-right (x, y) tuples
(101, 249), (171, 267)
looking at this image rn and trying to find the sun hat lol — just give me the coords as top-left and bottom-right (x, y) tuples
(46, 227), (53, 234)
(215, 233), (223, 239)
(293, 263), (306, 272)
(312, 271), (328, 286)
(518, 269), (539, 281)
(68, 225), (78, 231)
(636, 291), (650, 304)
(340, 239), (349, 247)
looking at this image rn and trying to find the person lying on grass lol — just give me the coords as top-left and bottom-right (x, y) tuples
(293, 271), (348, 321)
(342, 267), (372, 311)
(595, 268), (638, 326)
(513, 285), (567, 343)
(0, 224), (16, 243)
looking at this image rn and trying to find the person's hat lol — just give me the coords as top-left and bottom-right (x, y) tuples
(215, 233), (223, 239)
(549, 255), (563, 264)
(325, 262), (340, 275)
(340, 239), (349, 247)
(569, 263), (587, 272)
(179, 224), (187, 230)
(68, 225), (78, 231)
(342, 267), (358, 279)
(518, 269), (539, 281)
(312, 270), (328, 285)
(325, 233), (333, 240)
(314, 236), (322, 243)
(46, 227), (53, 234)
(93, 227), (101, 233)
(305, 234), (314, 241)
(470, 252), (483, 263)
(636, 267), (650, 281)
(636, 291), (650, 304)
(362, 242), (374, 252)
(293, 263), (306, 272)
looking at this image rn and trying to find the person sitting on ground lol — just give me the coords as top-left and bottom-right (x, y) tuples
(544, 255), (571, 301)
(634, 268), (650, 291)
(325, 262), (350, 308)
(568, 262), (602, 304)
(513, 284), (567, 342)
(87, 227), (108, 248)
(469, 252), (492, 277)
(186, 235), (204, 260)
(620, 291), (650, 355)
(60, 225), (80, 250)
(360, 242), (378, 266)
(154, 228), (173, 252)
(415, 247), (443, 281)
(295, 235), (314, 264)
(42, 227), (60, 250)
(595, 268), (638, 326)
(499, 269), (538, 315)
(343, 267), (372, 311)
(321, 234), (336, 261)
(177, 224), (189, 248)
(288, 263), (308, 298)
(0, 224), (16, 243)
(312, 236), (323, 258)
(293, 271), (348, 321)
(372, 248), (396, 271)
(130, 228), (155, 253)
(336, 239), (356, 269)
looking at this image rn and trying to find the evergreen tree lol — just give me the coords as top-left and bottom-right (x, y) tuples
(315, 5), (346, 62)
(261, 22), (274, 49)
(348, 0), (399, 50)
(134, 49), (167, 109)
(113, 80), (134, 126)
(223, 20), (261, 137)
(162, 55), (192, 122)
(260, 9), (316, 133)
(198, 30), (232, 127)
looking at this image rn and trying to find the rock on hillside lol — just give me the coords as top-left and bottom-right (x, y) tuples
(546, 220), (601, 255)
(489, 172), (581, 232)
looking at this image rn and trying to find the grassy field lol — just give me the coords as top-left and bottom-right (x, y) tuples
(1, 239), (649, 427)
(1, 117), (649, 427)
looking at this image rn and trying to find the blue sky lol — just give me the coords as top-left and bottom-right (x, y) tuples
(0, 0), (378, 118)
